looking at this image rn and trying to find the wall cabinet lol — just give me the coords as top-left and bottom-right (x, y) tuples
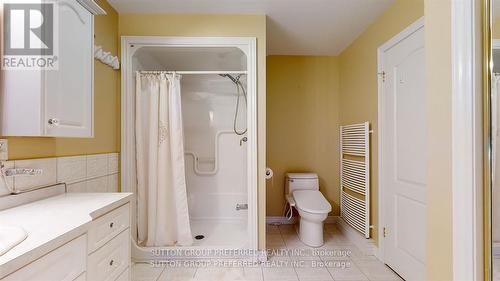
(1, 0), (99, 138)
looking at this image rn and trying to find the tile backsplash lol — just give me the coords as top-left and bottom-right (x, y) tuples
(0, 153), (120, 197)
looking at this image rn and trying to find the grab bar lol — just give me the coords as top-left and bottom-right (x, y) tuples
(184, 130), (241, 176)
(184, 151), (217, 176)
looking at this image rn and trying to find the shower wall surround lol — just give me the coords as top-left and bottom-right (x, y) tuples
(182, 75), (248, 222)
(122, 36), (258, 252)
(0, 153), (119, 197)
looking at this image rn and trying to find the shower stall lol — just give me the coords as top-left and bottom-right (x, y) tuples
(120, 37), (257, 260)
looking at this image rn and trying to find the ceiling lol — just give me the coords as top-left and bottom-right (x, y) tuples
(108, 0), (395, 56)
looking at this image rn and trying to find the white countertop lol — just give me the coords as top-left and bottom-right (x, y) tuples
(0, 192), (133, 278)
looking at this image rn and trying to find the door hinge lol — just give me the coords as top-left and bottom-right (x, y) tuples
(383, 227), (388, 237)
(378, 71), (386, 82)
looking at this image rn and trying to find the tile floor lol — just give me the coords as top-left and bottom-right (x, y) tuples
(494, 257), (500, 281)
(132, 223), (403, 281)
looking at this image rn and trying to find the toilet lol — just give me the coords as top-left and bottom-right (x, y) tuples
(286, 173), (332, 247)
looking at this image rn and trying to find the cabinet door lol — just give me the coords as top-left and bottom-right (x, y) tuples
(2, 235), (86, 281)
(44, 0), (93, 137)
(1, 69), (44, 136)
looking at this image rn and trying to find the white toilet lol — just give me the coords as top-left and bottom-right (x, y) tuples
(286, 173), (332, 247)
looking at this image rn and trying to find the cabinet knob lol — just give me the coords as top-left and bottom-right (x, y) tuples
(47, 118), (59, 126)
(109, 222), (114, 228)
(109, 260), (114, 266)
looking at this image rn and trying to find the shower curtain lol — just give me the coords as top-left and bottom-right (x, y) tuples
(493, 73), (500, 243)
(135, 72), (193, 247)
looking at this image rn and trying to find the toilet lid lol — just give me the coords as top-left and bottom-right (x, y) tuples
(292, 190), (332, 214)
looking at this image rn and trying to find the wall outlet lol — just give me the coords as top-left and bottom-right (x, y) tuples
(0, 140), (8, 161)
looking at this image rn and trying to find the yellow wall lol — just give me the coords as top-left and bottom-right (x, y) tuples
(118, 14), (268, 249)
(1, 0), (120, 160)
(425, 0), (453, 279)
(266, 56), (340, 216)
(338, 0), (424, 244)
(0, 3), (458, 274)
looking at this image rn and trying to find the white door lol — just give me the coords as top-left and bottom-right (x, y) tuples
(380, 22), (426, 281)
(44, 0), (93, 137)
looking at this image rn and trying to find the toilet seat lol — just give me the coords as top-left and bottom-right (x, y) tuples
(292, 190), (332, 214)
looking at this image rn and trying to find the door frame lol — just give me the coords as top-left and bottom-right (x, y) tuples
(377, 1), (484, 278)
(451, 0), (484, 280)
(376, 17), (425, 262)
(489, 38), (500, 281)
(120, 36), (259, 252)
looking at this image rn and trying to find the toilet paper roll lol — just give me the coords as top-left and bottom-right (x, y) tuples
(265, 167), (273, 180)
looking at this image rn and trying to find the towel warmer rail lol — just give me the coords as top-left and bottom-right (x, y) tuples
(340, 122), (370, 238)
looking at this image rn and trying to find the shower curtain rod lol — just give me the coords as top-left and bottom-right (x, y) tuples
(138, 70), (247, 75)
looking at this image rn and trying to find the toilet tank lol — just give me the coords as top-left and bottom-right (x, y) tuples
(285, 173), (319, 194)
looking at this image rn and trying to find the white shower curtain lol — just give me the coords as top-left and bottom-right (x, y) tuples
(493, 74), (500, 243)
(135, 72), (193, 247)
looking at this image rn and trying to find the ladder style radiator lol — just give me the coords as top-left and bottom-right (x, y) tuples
(340, 122), (370, 238)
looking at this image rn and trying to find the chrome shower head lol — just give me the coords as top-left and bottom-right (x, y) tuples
(219, 74), (241, 84)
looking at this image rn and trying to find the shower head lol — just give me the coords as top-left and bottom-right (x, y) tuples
(219, 73), (248, 136)
(219, 74), (241, 84)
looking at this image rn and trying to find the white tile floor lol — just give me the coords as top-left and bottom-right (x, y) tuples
(132, 223), (403, 281)
(494, 257), (500, 281)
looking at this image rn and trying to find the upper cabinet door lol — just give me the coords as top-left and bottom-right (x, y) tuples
(44, 0), (93, 137)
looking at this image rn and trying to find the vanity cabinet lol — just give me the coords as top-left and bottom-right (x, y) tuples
(2, 235), (87, 281)
(1, 203), (131, 281)
(1, 0), (97, 138)
(87, 204), (131, 281)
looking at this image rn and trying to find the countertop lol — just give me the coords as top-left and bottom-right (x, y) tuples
(0, 192), (133, 279)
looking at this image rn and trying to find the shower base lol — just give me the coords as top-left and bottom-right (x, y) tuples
(131, 219), (249, 262)
(190, 219), (247, 247)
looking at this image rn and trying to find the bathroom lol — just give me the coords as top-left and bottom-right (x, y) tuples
(0, 0), (492, 281)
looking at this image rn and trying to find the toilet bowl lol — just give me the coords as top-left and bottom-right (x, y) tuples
(286, 173), (332, 247)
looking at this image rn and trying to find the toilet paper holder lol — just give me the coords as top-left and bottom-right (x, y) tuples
(265, 167), (273, 180)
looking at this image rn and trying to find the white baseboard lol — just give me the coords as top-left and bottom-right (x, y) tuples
(266, 216), (337, 225)
(266, 216), (298, 225)
(333, 216), (378, 256)
(324, 215), (338, 224)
